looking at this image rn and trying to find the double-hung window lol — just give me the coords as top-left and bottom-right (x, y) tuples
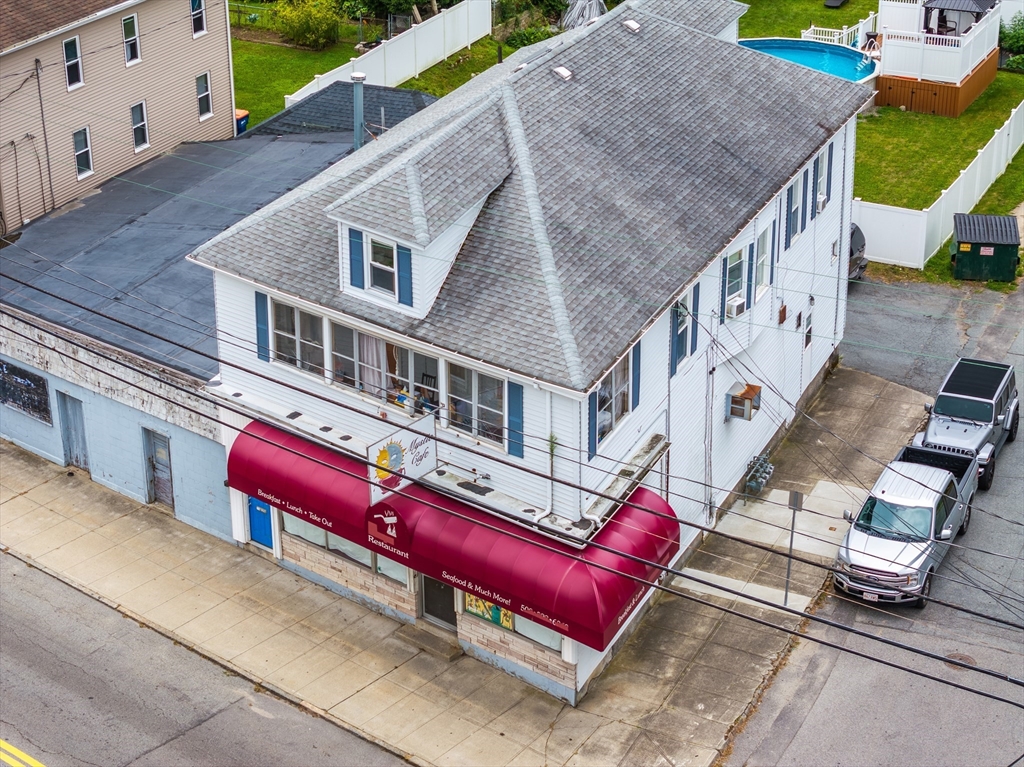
(814, 152), (828, 214)
(448, 364), (504, 444)
(369, 239), (396, 295)
(272, 300), (324, 375)
(597, 355), (630, 443)
(196, 73), (212, 119)
(122, 15), (140, 64)
(804, 311), (813, 348)
(131, 102), (149, 151)
(786, 175), (801, 249)
(755, 228), (770, 298)
(330, 322), (439, 410)
(63, 37), (82, 89)
(73, 128), (92, 178)
(724, 249), (744, 317)
(673, 295), (689, 371)
(191, 0), (206, 36)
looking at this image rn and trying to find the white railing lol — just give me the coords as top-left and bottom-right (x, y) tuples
(285, 0), (491, 107)
(878, 5), (1001, 84)
(853, 104), (1024, 269)
(802, 12), (878, 47)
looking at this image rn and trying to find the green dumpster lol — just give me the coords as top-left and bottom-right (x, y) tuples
(949, 213), (1020, 282)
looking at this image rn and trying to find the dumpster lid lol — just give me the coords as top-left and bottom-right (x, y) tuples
(953, 214), (1020, 246)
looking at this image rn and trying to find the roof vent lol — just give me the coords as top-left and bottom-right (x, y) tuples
(514, 63), (527, 72)
(553, 66), (573, 81)
(623, 19), (640, 33)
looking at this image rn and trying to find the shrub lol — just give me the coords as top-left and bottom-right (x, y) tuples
(1005, 54), (1024, 72)
(279, 0), (340, 49)
(504, 25), (554, 48)
(1000, 12), (1024, 55)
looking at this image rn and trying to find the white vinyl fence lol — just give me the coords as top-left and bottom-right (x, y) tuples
(878, 6), (1000, 85)
(853, 104), (1024, 269)
(802, 13), (878, 47)
(285, 0), (491, 107)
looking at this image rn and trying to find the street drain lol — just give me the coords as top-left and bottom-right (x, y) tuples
(944, 652), (977, 670)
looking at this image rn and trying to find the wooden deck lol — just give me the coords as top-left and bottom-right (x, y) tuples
(874, 47), (999, 117)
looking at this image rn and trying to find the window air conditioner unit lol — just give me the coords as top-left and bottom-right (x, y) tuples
(816, 193), (827, 214)
(726, 383), (762, 422)
(726, 295), (746, 319)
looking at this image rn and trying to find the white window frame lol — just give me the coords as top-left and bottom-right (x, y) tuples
(196, 72), (213, 120)
(447, 364), (506, 446)
(814, 151), (828, 215)
(804, 311), (813, 349)
(330, 321), (439, 412)
(73, 127), (93, 179)
(754, 227), (770, 299)
(596, 354), (631, 444)
(271, 300), (325, 376)
(281, 511), (407, 583)
(130, 101), (149, 152)
(122, 14), (141, 65)
(63, 36), (83, 90)
(673, 293), (689, 371)
(191, 0), (207, 37)
(368, 237), (397, 297)
(463, 593), (562, 651)
(787, 175), (801, 248)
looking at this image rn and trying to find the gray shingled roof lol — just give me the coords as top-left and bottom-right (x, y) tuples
(247, 81), (437, 138)
(193, 0), (871, 391)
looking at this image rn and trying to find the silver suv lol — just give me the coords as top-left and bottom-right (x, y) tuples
(919, 358), (1019, 490)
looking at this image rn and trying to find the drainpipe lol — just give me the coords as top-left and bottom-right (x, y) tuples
(33, 60), (56, 212)
(351, 72), (366, 150)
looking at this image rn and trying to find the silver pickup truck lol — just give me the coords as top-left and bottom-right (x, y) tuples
(834, 446), (978, 609)
(919, 357), (1018, 490)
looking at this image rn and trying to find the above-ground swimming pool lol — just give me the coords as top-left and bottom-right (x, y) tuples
(739, 39), (877, 83)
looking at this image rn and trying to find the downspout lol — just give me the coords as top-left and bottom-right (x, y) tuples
(835, 122), (849, 343)
(33, 60), (56, 212)
(545, 388), (553, 517)
(224, 0), (237, 136)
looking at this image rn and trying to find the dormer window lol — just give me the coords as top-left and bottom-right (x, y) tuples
(347, 227), (414, 307)
(370, 239), (396, 295)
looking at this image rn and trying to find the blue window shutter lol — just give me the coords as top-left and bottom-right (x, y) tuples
(690, 283), (700, 355)
(588, 392), (597, 460)
(254, 291), (269, 362)
(800, 169), (809, 232)
(826, 142), (834, 201)
(670, 306), (679, 376)
(719, 256), (728, 324)
(810, 159), (819, 221)
(397, 244), (413, 306)
(784, 187), (793, 250)
(507, 382), (524, 458)
(769, 220), (777, 285)
(348, 228), (364, 289)
(746, 243), (754, 307)
(631, 343), (641, 410)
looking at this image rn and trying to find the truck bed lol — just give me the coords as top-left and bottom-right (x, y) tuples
(895, 446), (974, 483)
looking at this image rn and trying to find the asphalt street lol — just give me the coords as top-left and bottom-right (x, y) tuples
(726, 280), (1024, 767)
(0, 553), (406, 767)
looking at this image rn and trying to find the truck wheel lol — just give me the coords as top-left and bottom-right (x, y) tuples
(979, 459), (995, 491)
(1008, 410), (1019, 443)
(912, 572), (931, 610)
(957, 499), (972, 536)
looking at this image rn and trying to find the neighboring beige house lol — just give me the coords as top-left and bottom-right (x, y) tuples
(0, 0), (235, 233)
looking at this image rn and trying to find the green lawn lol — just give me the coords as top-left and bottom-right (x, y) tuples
(854, 72), (1024, 209)
(738, 0), (879, 40)
(232, 39), (359, 126)
(399, 37), (502, 98)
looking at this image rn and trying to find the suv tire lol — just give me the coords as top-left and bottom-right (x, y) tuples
(979, 459), (995, 491)
(1008, 409), (1019, 443)
(912, 572), (931, 609)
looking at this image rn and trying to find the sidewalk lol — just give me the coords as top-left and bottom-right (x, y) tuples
(0, 366), (927, 767)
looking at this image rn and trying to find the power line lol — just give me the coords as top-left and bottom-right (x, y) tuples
(5, 316), (1024, 709)
(5, 305), (1023, 633)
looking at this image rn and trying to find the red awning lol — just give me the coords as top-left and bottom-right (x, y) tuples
(227, 421), (680, 650)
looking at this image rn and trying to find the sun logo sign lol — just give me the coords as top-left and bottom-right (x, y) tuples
(374, 440), (405, 490)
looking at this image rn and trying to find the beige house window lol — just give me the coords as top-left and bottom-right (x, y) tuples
(63, 36), (82, 90)
(122, 15), (140, 64)
(191, 0), (206, 36)
(73, 128), (92, 179)
(196, 73), (212, 119)
(131, 102), (149, 151)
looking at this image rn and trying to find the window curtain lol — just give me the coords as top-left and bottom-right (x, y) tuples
(358, 334), (386, 398)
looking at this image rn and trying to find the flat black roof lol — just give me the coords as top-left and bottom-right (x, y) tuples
(942, 357), (1011, 398)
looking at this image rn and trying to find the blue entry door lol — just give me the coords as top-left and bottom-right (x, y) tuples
(247, 497), (273, 548)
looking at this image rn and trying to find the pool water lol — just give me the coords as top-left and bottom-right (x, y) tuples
(739, 39), (876, 83)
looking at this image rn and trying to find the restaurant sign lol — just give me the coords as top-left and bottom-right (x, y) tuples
(366, 414), (437, 505)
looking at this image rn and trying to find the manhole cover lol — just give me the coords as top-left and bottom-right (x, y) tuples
(944, 652), (977, 670)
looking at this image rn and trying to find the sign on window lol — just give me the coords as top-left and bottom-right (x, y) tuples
(465, 593), (514, 630)
(1, 361), (52, 423)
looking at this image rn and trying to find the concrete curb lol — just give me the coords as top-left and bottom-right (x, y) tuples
(1, 543), (428, 767)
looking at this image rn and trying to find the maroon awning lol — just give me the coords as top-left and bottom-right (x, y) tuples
(227, 421), (680, 650)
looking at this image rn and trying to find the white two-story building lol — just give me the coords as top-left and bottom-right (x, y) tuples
(191, 0), (872, 704)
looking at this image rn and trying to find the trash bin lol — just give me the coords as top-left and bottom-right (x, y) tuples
(949, 213), (1020, 282)
(235, 108), (250, 135)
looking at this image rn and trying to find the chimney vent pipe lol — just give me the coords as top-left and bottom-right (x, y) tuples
(351, 72), (366, 149)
